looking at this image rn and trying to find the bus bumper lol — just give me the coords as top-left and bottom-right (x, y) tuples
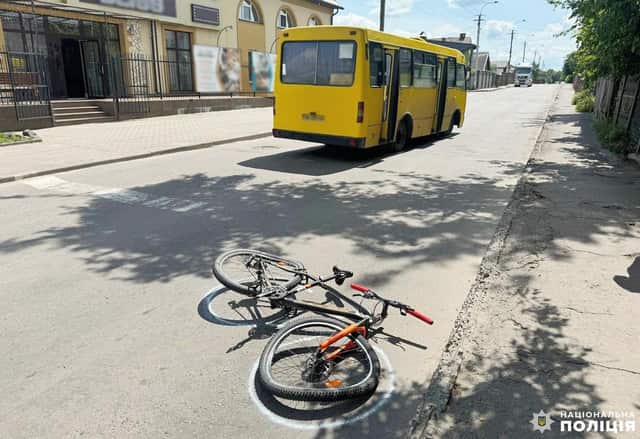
(272, 129), (366, 148)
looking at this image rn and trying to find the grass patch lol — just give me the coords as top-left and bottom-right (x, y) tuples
(0, 132), (27, 145)
(594, 119), (631, 154)
(572, 90), (595, 112)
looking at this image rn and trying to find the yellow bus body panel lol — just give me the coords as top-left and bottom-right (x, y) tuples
(273, 26), (467, 148)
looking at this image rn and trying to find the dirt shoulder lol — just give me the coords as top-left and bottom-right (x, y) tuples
(415, 85), (640, 438)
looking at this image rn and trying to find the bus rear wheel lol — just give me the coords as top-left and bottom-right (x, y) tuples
(391, 120), (410, 153)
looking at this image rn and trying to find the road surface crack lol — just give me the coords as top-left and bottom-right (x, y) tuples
(562, 306), (613, 316)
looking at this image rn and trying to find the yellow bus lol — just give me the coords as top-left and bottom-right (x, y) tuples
(272, 26), (468, 152)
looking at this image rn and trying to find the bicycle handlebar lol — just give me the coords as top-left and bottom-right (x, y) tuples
(350, 283), (434, 325)
(406, 308), (434, 325)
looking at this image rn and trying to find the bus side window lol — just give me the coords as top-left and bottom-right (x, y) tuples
(456, 63), (466, 89)
(399, 48), (412, 87)
(413, 51), (436, 88)
(369, 43), (384, 87)
(447, 58), (456, 88)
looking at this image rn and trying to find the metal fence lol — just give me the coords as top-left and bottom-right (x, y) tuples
(0, 50), (52, 123)
(469, 70), (497, 90)
(496, 72), (515, 87)
(113, 53), (270, 99)
(113, 54), (194, 98)
(594, 75), (640, 149)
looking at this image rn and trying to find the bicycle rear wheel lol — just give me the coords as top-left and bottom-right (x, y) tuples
(212, 249), (304, 296)
(258, 316), (380, 402)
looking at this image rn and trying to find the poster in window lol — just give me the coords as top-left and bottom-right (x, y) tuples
(249, 51), (276, 92)
(194, 45), (241, 93)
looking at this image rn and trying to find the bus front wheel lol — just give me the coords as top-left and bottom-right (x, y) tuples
(391, 120), (411, 153)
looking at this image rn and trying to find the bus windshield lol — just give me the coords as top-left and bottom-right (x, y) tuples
(516, 66), (532, 75)
(281, 41), (356, 86)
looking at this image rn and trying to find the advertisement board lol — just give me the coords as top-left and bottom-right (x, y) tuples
(249, 51), (277, 92)
(194, 45), (242, 93)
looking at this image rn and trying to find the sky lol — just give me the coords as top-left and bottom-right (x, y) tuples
(332, 0), (577, 70)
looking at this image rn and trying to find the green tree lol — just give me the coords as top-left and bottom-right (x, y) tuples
(549, 0), (640, 85)
(544, 69), (562, 83)
(562, 51), (577, 77)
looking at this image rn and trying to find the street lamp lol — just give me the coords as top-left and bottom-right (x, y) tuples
(269, 37), (279, 53)
(216, 25), (233, 47)
(474, 1), (499, 88)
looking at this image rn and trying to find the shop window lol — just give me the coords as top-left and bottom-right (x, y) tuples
(47, 16), (80, 36)
(165, 30), (193, 92)
(240, 0), (260, 23)
(1, 12), (46, 54)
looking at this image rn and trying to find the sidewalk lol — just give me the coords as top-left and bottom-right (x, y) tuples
(411, 85), (640, 437)
(0, 107), (273, 183)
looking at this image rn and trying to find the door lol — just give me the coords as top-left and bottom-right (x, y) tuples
(61, 38), (85, 98)
(380, 48), (400, 143)
(433, 57), (447, 132)
(81, 40), (105, 98)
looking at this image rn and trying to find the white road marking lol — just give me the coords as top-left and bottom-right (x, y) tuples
(25, 176), (204, 214)
(248, 346), (396, 430)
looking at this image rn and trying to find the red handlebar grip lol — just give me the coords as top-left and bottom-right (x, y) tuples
(407, 309), (434, 325)
(350, 283), (369, 292)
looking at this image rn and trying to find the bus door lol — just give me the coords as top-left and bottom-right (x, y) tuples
(434, 57), (447, 133)
(380, 48), (400, 143)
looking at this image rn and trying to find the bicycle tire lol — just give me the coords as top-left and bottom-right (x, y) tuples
(258, 316), (380, 402)
(212, 249), (304, 296)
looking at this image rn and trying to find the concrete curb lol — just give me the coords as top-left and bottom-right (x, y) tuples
(0, 131), (272, 185)
(406, 85), (561, 439)
(470, 85), (512, 93)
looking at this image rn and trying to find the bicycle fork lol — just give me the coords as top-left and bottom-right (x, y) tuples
(317, 318), (369, 361)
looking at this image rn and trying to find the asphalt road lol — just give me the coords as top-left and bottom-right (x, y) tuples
(0, 85), (559, 439)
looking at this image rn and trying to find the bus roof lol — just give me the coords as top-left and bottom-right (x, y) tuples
(281, 26), (466, 64)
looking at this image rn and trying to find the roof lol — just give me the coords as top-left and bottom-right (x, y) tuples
(472, 52), (490, 71)
(425, 37), (476, 54)
(431, 36), (473, 44)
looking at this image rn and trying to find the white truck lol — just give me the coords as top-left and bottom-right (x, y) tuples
(514, 63), (533, 87)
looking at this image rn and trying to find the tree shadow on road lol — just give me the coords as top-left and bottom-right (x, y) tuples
(0, 166), (521, 286)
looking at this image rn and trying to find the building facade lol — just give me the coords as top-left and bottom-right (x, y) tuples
(0, 0), (341, 98)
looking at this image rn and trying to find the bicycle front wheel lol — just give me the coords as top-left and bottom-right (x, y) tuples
(212, 249), (304, 296)
(258, 317), (380, 402)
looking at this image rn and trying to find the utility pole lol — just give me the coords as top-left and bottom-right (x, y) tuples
(507, 29), (514, 71)
(379, 0), (385, 31)
(533, 49), (538, 65)
(474, 13), (485, 66)
(474, 13), (485, 88)
(522, 40), (526, 63)
(472, 1), (498, 89)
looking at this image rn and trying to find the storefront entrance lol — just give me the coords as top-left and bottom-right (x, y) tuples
(61, 39), (85, 97)
(1, 11), (122, 99)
